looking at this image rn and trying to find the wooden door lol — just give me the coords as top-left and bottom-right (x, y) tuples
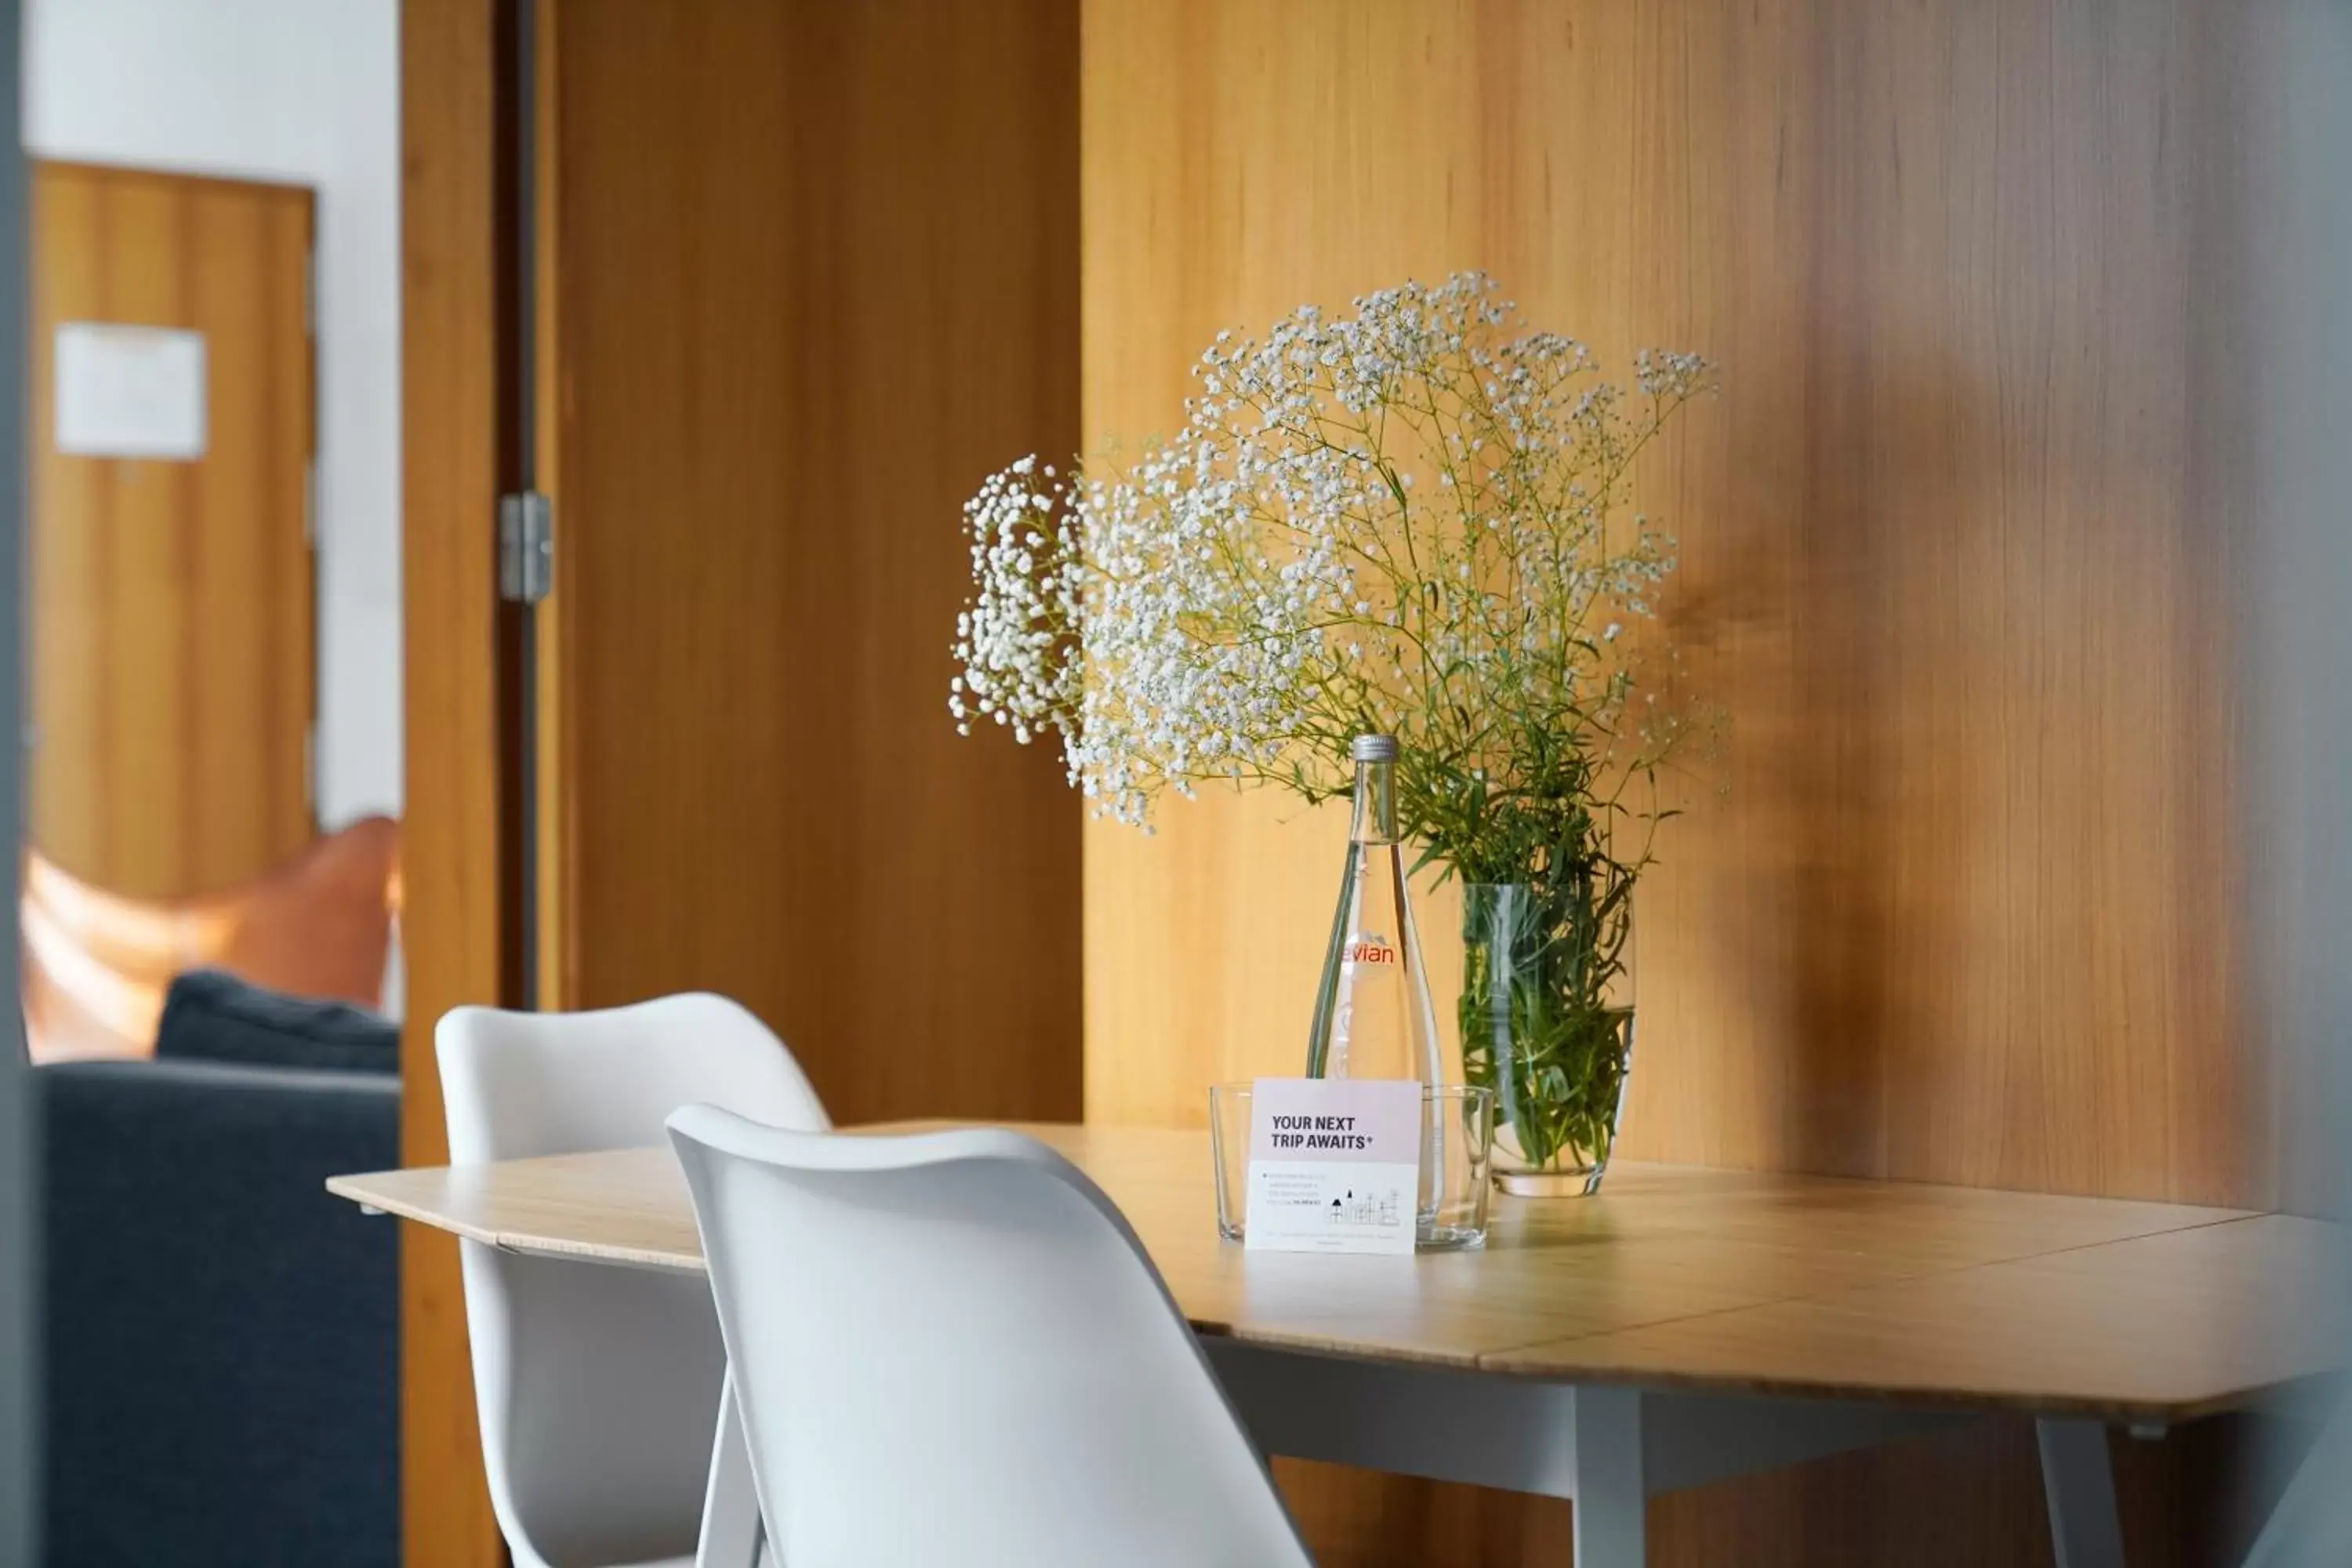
(530, 0), (1082, 1122)
(30, 162), (316, 900)
(397, 4), (1082, 1562)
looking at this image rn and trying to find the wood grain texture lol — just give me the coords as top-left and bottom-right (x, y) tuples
(1080, 0), (2257, 1559)
(537, 0), (1083, 1124)
(1265, 1415), (2267, 1568)
(325, 1129), (2337, 1422)
(531, 0), (568, 1011)
(29, 162), (315, 899)
(1493, 1212), (2341, 1421)
(397, 0), (506, 1563)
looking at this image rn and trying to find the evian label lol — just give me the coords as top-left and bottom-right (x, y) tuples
(1330, 931), (1395, 1066)
(1243, 1076), (1421, 1255)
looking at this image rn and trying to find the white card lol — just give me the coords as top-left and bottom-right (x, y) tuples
(55, 322), (208, 460)
(1243, 1076), (1421, 1256)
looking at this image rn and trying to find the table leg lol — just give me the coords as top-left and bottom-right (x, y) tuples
(698, 1370), (765, 1568)
(2037, 1417), (2124, 1568)
(1573, 1385), (1646, 1566)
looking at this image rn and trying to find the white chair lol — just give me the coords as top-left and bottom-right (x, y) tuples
(440, 994), (826, 1568)
(666, 1106), (1315, 1568)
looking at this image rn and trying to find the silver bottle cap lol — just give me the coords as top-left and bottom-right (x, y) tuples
(1352, 735), (1400, 762)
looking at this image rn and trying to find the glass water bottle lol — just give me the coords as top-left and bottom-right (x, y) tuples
(1305, 735), (1443, 1086)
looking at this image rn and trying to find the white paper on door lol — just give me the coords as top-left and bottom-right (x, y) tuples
(54, 322), (208, 460)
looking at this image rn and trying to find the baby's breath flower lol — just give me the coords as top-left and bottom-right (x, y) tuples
(948, 272), (1714, 833)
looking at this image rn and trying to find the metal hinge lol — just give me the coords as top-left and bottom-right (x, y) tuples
(498, 490), (554, 604)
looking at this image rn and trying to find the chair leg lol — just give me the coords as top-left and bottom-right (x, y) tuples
(2038, 1417), (2125, 1568)
(1572, 1385), (1646, 1567)
(699, 1370), (766, 1568)
(2241, 1394), (2352, 1567)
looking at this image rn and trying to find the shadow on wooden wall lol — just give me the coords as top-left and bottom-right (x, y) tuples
(1080, 1), (2267, 1561)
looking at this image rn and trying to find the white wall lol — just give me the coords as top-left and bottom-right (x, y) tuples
(22, 0), (401, 826)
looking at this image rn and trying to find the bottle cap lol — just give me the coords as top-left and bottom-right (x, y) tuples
(1352, 735), (1400, 762)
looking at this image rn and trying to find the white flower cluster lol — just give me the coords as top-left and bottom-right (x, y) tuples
(949, 273), (1713, 829)
(951, 456), (1082, 746)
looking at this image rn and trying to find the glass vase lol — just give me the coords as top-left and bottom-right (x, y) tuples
(1459, 877), (1635, 1196)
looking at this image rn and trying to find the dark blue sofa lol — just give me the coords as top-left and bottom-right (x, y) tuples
(38, 971), (401, 1568)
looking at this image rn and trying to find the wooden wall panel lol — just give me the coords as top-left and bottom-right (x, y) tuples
(1082, 1), (2255, 1562)
(541, 0), (1082, 1124)
(30, 163), (315, 899)
(397, 0), (506, 1563)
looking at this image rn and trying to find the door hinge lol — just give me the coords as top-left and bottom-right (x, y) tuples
(499, 490), (554, 604)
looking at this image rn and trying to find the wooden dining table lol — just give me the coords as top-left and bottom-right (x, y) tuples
(329, 1122), (2346, 1567)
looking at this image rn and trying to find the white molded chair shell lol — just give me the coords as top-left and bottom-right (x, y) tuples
(666, 1106), (1314, 1568)
(439, 995), (826, 1568)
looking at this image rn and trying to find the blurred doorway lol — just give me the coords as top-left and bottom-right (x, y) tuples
(27, 161), (317, 900)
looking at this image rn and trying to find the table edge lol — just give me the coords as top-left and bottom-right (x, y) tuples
(324, 1151), (2336, 1423)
